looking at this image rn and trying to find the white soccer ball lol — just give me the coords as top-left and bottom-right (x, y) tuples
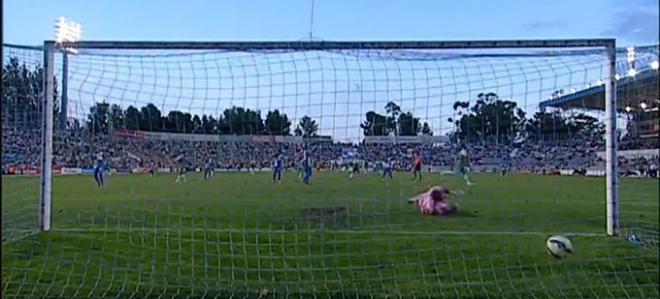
(546, 235), (573, 258)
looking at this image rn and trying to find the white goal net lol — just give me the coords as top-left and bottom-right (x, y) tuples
(2, 40), (658, 298)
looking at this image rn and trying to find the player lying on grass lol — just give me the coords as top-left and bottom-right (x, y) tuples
(407, 186), (461, 216)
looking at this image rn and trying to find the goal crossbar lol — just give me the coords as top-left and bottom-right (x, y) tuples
(51, 38), (616, 50)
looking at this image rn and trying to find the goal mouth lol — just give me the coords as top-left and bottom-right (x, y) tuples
(2, 40), (659, 298)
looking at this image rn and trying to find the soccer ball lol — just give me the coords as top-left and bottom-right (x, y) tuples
(546, 235), (573, 258)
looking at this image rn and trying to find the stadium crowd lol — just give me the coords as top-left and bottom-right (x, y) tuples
(2, 126), (658, 177)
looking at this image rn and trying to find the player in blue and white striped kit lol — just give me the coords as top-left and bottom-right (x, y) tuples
(272, 155), (284, 183)
(94, 152), (105, 187)
(302, 150), (312, 185)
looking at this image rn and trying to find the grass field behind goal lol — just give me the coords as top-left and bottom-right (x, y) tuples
(2, 172), (658, 298)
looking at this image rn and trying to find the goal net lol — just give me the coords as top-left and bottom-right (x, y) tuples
(2, 41), (658, 298)
(2, 45), (50, 242)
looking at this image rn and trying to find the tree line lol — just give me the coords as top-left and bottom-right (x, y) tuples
(86, 102), (320, 137)
(2, 57), (60, 129)
(448, 92), (605, 143)
(86, 94), (605, 143)
(2, 56), (605, 141)
(360, 101), (433, 136)
(87, 100), (436, 137)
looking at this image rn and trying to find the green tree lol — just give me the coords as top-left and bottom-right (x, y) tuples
(397, 112), (421, 136)
(450, 93), (524, 143)
(526, 111), (570, 140)
(68, 118), (81, 131)
(385, 101), (401, 118)
(571, 113), (604, 138)
(222, 107), (265, 135)
(525, 111), (604, 141)
(180, 112), (192, 133)
(140, 103), (162, 132)
(163, 110), (195, 133)
(201, 115), (212, 133)
(384, 101), (401, 134)
(191, 115), (202, 133)
(294, 116), (318, 138)
(163, 110), (193, 133)
(124, 105), (140, 130)
(2, 57), (59, 129)
(360, 111), (393, 136)
(87, 102), (110, 134)
(265, 109), (292, 135)
(164, 111), (182, 132)
(421, 122), (433, 136)
(216, 115), (231, 134)
(108, 104), (124, 132)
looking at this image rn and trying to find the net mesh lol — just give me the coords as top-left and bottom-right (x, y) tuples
(2, 42), (659, 298)
(1, 45), (47, 243)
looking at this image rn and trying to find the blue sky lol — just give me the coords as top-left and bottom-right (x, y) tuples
(3, 0), (658, 140)
(4, 0), (659, 46)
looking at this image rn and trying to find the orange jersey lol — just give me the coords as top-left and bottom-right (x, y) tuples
(414, 155), (422, 166)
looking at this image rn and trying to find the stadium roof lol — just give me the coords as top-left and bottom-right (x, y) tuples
(539, 69), (659, 112)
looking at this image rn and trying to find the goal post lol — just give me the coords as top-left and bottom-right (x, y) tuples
(604, 43), (619, 236)
(40, 38), (620, 235)
(40, 41), (55, 232)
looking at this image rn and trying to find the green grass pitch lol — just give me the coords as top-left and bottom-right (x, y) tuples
(2, 172), (658, 298)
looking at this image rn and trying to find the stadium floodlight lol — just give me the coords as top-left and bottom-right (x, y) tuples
(651, 60), (659, 70)
(626, 46), (636, 78)
(626, 46), (635, 63)
(55, 17), (82, 53)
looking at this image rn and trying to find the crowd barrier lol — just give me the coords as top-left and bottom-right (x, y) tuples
(61, 167), (83, 175)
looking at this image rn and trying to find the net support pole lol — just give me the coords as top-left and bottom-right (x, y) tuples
(60, 52), (68, 130)
(40, 42), (55, 232)
(605, 43), (618, 236)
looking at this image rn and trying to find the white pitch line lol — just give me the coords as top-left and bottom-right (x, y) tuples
(3, 228), (605, 237)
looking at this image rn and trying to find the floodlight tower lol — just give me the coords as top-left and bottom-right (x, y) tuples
(54, 17), (82, 130)
(626, 46), (636, 77)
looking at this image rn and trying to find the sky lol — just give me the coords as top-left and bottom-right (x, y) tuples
(4, 0), (658, 47)
(3, 0), (659, 141)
